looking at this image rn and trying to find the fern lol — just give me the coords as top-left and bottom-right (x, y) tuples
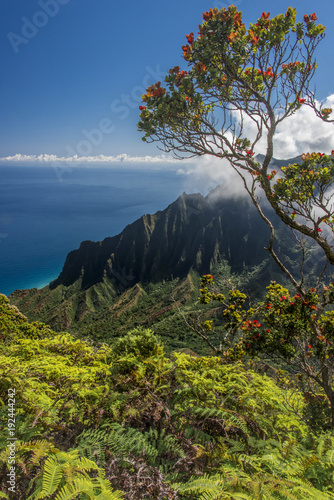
(174, 473), (249, 499)
(55, 478), (124, 500)
(38, 455), (65, 497)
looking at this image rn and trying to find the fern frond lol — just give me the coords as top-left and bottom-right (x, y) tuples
(39, 455), (63, 496)
(54, 478), (95, 500)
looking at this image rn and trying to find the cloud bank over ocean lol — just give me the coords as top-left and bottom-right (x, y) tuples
(0, 153), (181, 167)
(1, 95), (333, 170)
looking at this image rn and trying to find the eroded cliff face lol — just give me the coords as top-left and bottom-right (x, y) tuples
(48, 191), (272, 291)
(9, 185), (305, 333)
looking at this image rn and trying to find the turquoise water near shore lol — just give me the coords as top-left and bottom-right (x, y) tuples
(0, 164), (207, 295)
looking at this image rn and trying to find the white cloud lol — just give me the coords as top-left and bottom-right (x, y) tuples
(177, 155), (246, 197)
(0, 152), (182, 167)
(241, 94), (334, 159)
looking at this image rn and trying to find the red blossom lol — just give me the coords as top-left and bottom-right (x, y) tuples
(298, 97), (306, 104)
(261, 12), (270, 19)
(266, 329), (270, 333)
(139, 106), (146, 110)
(182, 45), (191, 60)
(186, 32), (194, 44)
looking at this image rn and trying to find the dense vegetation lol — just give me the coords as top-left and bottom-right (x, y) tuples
(1, 293), (334, 499)
(2, 4), (334, 498)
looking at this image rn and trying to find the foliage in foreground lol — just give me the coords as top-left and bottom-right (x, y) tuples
(1, 294), (334, 499)
(197, 273), (334, 430)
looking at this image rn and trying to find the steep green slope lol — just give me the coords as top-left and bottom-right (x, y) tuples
(10, 187), (327, 343)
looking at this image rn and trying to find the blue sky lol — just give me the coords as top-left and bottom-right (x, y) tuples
(1, 0), (334, 162)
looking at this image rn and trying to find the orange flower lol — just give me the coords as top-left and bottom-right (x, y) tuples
(202, 9), (216, 21)
(298, 97), (306, 104)
(233, 12), (243, 28)
(227, 31), (238, 43)
(182, 45), (191, 60)
(186, 32), (194, 44)
(261, 12), (270, 19)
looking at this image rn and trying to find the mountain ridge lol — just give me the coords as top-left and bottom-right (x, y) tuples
(10, 157), (324, 341)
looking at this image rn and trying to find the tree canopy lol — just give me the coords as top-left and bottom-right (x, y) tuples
(138, 5), (334, 428)
(138, 5), (334, 265)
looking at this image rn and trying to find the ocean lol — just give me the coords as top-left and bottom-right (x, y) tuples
(0, 163), (212, 296)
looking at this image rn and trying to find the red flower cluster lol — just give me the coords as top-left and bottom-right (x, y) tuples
(298, 97), (306, 104)
(264, 67), (275, 78)
(182, 44), (192, 61)
(233, 12), (243, 29)
(202, 8), (217, 21)
(304, 13), (317, 23)
(249, 32), (259, 45)
(143, 82), (166, 101)
(186, 32), (194, 45)
(139, 106), (146, 110)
